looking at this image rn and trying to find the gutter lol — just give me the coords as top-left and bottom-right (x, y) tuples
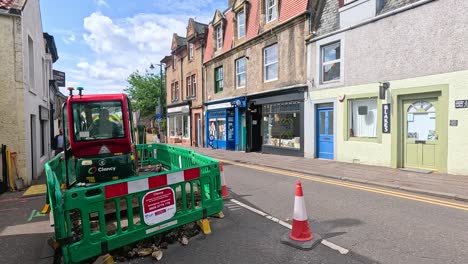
(306, 0), (436, 43)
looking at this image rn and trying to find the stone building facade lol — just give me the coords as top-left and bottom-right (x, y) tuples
(203, 0), (310, 156)
(0, 0), (58, 185)
(162, 19), (208, 147)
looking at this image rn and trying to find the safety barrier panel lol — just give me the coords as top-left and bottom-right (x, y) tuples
(45, 144), (223, 264)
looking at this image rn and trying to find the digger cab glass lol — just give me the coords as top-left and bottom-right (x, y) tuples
(71, 101), (125, 141)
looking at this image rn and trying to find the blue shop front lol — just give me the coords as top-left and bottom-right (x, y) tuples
(205, 97), (246, 150)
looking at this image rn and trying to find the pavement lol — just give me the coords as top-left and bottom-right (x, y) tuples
(181, 146), (468, 202)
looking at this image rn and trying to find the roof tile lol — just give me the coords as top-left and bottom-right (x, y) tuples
(279, 0), (309, 23)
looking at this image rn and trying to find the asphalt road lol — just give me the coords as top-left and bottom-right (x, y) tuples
(222, 163), (468, 264)
(2, 162), (467, 264)
(115, 198), (372, 264)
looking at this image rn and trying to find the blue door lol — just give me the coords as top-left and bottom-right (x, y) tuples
(316, 108), (334, 159)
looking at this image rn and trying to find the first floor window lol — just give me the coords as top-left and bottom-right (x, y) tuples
(321, 41), (341, 83)
(262, 102), (301, 149)
(264, 44), (278, 81)
(171, 83), (175, 102)
(186, 76), (191, 98)
(348, 98), (377, 138)
(191, 75), (196, 98)
(235, 57), (246, 88)
(175, 82), (179, 101)
(215, 66), (223, 93)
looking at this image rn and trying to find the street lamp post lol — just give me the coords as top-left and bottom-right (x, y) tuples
(149, 63), (165, 140)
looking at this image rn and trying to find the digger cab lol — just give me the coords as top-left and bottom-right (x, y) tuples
(62, 88), (137, 184)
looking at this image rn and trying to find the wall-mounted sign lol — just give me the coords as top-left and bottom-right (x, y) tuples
(53, 70), (66, 87)
(382, 104), (391, 134)
(450, 120), (458, 127)
(455, 100), (468, 108)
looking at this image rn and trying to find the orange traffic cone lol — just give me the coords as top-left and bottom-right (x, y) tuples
(281, 181), (321, 250)
(220, 163), (229, 199)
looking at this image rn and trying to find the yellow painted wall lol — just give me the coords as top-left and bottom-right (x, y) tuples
(310, 70), (468, 175)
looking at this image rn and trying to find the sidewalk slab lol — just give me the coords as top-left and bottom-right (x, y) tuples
(182, 146), (468, 202)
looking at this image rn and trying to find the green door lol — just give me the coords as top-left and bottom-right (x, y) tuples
(403, 98), (439, 170)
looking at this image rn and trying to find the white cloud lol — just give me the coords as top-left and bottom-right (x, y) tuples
(63, 33), (76, 44)
(95, 0), (109, 7)
(75, 12), (189, 93)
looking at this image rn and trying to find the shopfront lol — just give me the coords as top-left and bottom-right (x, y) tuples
(167, 103), (191, 145)
(205, 97), (246, 150)
(247, 87), (305, 157)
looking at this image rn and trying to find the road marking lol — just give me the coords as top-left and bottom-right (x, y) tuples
(0, 220), (53, 236)
(221, 160), (468, 212)
(230, 198), (349, 254)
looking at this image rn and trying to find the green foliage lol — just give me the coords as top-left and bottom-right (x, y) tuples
(125, 71), (166, 118)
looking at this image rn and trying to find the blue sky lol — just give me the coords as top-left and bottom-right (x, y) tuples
(40, 0), (226, 95)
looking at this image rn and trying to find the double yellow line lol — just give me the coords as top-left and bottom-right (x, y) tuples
(219, 159), (468, 212)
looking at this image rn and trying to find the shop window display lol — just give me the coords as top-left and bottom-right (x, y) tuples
(262, 102), (301, 149)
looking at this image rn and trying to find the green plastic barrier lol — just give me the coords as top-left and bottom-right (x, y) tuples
(45, 144), (223, 264)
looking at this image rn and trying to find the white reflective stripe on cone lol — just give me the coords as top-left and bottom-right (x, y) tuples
(293, 196), (308, 221)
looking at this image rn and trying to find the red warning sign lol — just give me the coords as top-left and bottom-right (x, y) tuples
(142, 187), (176, 225)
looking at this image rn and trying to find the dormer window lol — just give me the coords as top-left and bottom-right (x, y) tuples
(189, 43), (194, 60)
(266, 0), (277, 23)
(237, 10), (245, 39)
(215, 25), (223, 50)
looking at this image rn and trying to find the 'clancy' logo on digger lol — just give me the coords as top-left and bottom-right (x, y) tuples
(88, 166), (97, 174)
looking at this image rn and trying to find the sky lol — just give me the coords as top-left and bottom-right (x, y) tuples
(40, 0), (226, 95)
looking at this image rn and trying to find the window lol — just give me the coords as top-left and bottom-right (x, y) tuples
(266, 0), (277, 23)
(321, 41), (341, 83)
(348, 98), (377, 138)
(264, 44), (278, 81)
(237, 10), (245, 38)
(171, 82), (175, 101)
(407, 101), (437, 140)
(71, 101), (125, 141)
(28, 36), (35, 90)
(42, 58), (47, 98)
(172, 55), (177, 70)
(209, 119), (226, 140)
(235, 57), (246, 88)
(189, 43), (194, 60)
(215, 25), (223, 50)
(40, 120), (46, 156)
(168, 115), (189, 138)
(215, 66), (223, 93)
(186, 76), (191, 99)
(183, 115), (189, 138)
(262, 102), (301, 149)
(191, 75), (196, 98)
(175, 82), (179, 101)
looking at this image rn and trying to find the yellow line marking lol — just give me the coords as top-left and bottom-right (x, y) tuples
(219, 159), (468, 211)
(23, 184), (47, 197)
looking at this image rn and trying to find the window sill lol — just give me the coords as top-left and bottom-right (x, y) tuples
(236, 86), (245, 89)
(264, 78), (278, 83)
(347, 136), (381, 143)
